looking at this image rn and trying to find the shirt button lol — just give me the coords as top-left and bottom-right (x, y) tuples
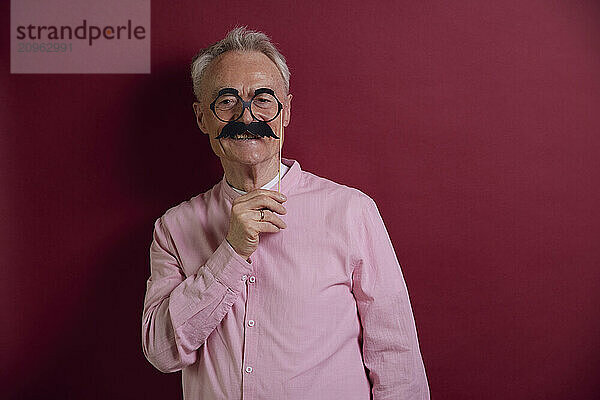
(249, 276), (256, 283)
(245, 366), (253, 373)
(241, 275), (247, 281)
(247, 320), (255, 327)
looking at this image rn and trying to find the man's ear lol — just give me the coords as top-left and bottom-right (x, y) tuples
(283, 93), (292, 127)
(193, 102), (209, 134)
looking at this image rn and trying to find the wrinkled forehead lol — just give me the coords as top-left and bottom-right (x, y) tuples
(203, 50), (285, 100)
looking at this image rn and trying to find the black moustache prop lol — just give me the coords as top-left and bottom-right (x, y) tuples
(215, 121), (280, 140)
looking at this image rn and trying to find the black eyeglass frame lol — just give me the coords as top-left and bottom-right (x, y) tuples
(209, 87), (283, 123)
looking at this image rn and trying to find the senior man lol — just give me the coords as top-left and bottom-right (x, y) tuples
(142, 27), (429, 400)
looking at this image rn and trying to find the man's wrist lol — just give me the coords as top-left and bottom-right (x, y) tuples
(225, 236), (251, 263)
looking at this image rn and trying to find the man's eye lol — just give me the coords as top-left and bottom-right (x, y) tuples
(217, 97), (238, 109)
(253, 96), (274, 108)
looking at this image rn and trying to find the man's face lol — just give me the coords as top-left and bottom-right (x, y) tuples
(193, 51), (292, 167)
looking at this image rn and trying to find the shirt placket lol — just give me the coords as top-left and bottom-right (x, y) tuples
(241, 260), (260, 400)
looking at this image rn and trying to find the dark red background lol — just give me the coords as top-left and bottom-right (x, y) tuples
(2, 1), (599, 399)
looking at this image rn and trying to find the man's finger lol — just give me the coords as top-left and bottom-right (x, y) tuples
(237, 189), (287, 204)
(257, 210), (287, 229)
(256, 220), (284, 233)
(244, 196), (287, 215)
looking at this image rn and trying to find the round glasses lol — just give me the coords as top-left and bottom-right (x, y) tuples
(210, 87), (283, 123)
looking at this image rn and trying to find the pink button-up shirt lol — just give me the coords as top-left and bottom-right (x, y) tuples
(142, 158), (429, 399)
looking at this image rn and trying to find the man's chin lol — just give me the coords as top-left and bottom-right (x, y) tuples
(221, 152), (279, 168)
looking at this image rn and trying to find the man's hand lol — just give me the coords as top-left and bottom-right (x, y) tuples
(226, 189), (287, 260)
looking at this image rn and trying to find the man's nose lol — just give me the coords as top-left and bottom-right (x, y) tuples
(240, 105), (254, 124)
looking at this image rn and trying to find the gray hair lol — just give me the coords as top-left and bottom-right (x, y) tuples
(191, 27), (290, 102)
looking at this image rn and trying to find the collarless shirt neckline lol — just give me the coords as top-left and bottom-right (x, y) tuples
(220, 158), (301, 201)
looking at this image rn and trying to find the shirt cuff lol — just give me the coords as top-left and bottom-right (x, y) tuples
(204, 239), (253, 290)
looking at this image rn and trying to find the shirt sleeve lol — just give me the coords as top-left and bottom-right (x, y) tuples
(351, 196), (430, 399)
(141, 217), (252, 373)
